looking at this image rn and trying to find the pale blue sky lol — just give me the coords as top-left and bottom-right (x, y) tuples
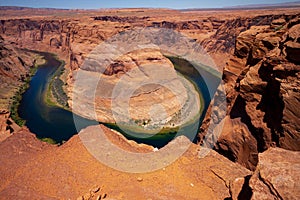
(0, 0), (294, 9)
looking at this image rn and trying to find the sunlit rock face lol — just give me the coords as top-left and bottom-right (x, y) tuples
(249, 148), (300, 200)
(0, 36), (36, 110)
(211, 15), (300, 170)
(70, 48), (201, 132)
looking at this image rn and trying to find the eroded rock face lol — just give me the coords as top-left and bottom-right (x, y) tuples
(94, 15), (149, 23)
(201, 15), (290, 54)
(208, 15), (300, 170)
(215, 116), (258, 171)
(0, 36), (35, 110)
(249, 148), (300, 200)
(0, 36), (37, 139)
(0, 110), (13, 142)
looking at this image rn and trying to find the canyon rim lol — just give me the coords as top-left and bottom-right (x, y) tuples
(0, 2), (299, 199)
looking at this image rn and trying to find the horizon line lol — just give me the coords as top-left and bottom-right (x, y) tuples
(0, 1), (300, 10)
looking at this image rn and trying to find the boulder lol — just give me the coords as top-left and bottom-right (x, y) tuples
(284, 41), (300, 63)
(240, 61), (267, 94)
(261, 35), (281, 49)
(215, 116), (258, 170)
(287, 24), (300, 42)
(250, 148), (300, 200)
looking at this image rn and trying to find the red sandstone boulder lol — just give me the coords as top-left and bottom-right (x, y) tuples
(250, 148), (300, 200)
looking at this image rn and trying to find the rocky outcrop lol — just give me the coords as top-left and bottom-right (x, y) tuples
(93, 15), (149, 23)
(201, 14), (298, 54)
(207, 14), (300, 170)
(0, 126), (251, 199)
(249, 148), (300, 200)
(150, 20), (203, 30)
(0, 36), (36, 110)
(215, 116), (258, 171)
(284, 40), (300, 63)
(0, 110), (20, 142)
(77, 185), (107, 200)
(284, 23), (300, 63)
(1, 18), (113, 72)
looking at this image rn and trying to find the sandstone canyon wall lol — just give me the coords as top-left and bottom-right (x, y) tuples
(0, 9), (299, 167)
(0, 8), (299, 199)
(209, 14), (300, 171)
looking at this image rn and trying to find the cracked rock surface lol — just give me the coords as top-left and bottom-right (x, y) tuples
(250, 148), (300, 200)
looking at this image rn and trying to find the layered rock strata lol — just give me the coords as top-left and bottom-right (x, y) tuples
(207, 15), (300, 170)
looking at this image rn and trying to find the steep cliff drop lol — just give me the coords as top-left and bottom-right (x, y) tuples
(0, 7), (299, 199)
(204, 14), (300, 171)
